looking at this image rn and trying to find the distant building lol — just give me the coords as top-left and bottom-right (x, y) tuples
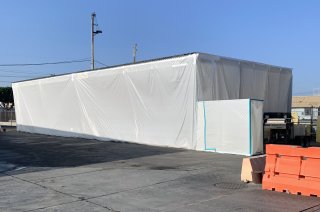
(292, 96), (320, 125)
(0, 103), (14, 112)
(0, 103), (15, 124)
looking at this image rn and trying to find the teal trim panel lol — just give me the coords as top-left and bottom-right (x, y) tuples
(202, 101), (216, 151)
(248, 99), (252, 155)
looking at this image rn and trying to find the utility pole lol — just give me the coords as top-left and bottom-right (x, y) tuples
(91, 12), (102, 70)
(91, 13), (95, 70)
(133, 43), (137, 63)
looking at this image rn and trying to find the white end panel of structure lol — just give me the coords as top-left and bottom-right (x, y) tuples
(13, 54), (198, 149)
(196, 99), (263, 156)
(250, 100), (264, 155)
(196, 53), (292, 113)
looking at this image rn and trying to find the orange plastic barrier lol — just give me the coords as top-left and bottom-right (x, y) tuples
(263, 144), (320, 197)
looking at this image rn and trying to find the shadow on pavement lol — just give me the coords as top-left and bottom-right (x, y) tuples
(0, 130), (184, 169)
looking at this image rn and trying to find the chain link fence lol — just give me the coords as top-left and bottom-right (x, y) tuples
(0, 109), (16, 126)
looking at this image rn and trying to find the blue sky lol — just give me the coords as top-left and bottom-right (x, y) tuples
(0, 0), (319, 95)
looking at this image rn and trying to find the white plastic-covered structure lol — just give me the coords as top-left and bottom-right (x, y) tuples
(12, 53), (292, 155)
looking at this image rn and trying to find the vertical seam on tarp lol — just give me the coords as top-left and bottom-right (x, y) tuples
(203, 101), (207, 150)
(249, 99), (252, 155)
(193, 54), (199, 150)
(202, 101), (216, 151)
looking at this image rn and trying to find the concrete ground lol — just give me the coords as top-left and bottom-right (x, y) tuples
(0, 129), (319, 212)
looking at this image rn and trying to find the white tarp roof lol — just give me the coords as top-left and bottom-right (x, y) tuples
(12, 53), (292, 155)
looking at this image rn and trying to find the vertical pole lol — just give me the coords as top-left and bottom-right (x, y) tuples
(311, 106), (313, 126)
(311, 106), (314, 139)
(91, 12), (95, 70)
(133, 43), (137, 63)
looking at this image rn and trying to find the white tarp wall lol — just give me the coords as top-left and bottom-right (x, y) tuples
(196, 99), (263, 156)
(196, 53), (292, 113)
(13, 54), (198, 149)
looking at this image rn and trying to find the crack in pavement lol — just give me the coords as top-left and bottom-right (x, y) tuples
(5, 173), (119, 212)
(5, 170), (192, 212)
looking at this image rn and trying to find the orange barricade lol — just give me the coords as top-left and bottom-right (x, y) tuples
(263, 144), (320, 197)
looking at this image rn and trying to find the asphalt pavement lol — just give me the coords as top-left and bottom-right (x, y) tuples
(0, 129), (319, 212)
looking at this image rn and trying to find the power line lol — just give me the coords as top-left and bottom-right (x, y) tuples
(0, 58), (91, 67)
(0, 75), (47, 78)
(0, 69), (43, 74)
(95, 60), (108, 67)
